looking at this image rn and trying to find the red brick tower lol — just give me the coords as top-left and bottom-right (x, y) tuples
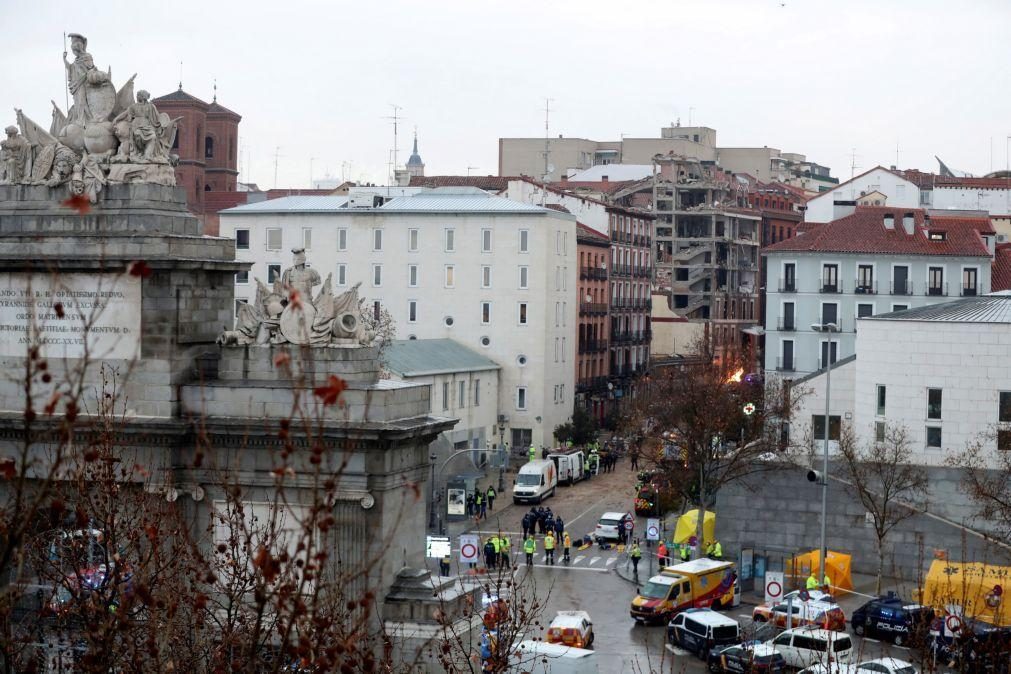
(154, 86), (209, 213)
(205, 93), (241, 192)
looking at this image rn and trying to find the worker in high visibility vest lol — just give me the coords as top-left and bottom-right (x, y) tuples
(544, 532), (556, 565)
(524, 535), (536, 566)
(528, 445), (537, 462)
(562, 532), (572, 563)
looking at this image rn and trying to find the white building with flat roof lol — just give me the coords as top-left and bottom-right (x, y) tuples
(219, 187), (577, 450)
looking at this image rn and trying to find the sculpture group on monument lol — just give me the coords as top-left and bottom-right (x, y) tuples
(0, 33), (178, 203)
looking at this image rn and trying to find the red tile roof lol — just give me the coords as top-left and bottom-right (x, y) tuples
(409, 175), (511, 191)
(553, 180), (635, 196)
(762, 207), (991, 257)
(934, 177), (1011, 190)
(576, 221), (609, 243)
(994, 243), (1011, 292)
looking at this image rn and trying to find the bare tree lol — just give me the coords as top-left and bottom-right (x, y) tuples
(838, 424), (930, 595)
(949, 431), (1011, 540)
(624, 337), (802, 558)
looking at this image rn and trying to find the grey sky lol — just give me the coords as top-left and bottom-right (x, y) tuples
(4, 0), (1010, 188)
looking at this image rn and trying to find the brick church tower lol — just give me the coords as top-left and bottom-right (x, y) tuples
(154, 86), (241, 216)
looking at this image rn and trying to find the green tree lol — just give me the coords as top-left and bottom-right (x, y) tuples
(553, 407), (598, 446)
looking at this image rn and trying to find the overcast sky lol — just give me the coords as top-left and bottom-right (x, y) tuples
(4, 0), (1010, 188)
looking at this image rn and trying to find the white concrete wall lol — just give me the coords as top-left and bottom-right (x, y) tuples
(805, 168), (920, 223)
(932, 185), (1011, 216)
(221, 209), (577, 448)
(790, 357), (856, 458)
(505, 180), (609, 234)
(855, 318), (1011, 467)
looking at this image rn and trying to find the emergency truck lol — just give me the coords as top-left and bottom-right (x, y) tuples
(630, 558), (739, 624)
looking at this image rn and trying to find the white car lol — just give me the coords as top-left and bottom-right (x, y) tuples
(856, 659), (918, 674)
(767, 626), (853, 670)
(594, 512), (627, 541)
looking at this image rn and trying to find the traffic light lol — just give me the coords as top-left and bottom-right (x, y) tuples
(807, 470), (824, 484)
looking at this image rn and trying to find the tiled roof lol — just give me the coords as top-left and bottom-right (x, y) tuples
(805, 166), (912, 203)
(408, 175), (511, 191)
(762, 207), (991, 257)
(381, 189), (561, 214)
(934, 177), (1011, 189)
(993, 243), (1011, 292)
(222, 195), (349, 213)
(154, 88), (208, 105)
(266, 188), (335, 199)
(207, 101), (241, 119)
(576, 221), (609, 243)
(867, 294), (1011, 324)
(384, 339), (500, 377)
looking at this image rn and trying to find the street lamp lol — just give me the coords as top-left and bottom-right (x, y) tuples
(497, 418), (507, 493)
(428, 452), (438, 531)
(809, 321), (839, 584)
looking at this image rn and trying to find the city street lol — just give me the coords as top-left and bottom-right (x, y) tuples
(431, 459), (936, 672)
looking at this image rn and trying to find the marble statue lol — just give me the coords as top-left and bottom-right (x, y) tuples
(2, 32), (179, 197)
(221, 250), (374, 348)
(0, 126), (32, 185)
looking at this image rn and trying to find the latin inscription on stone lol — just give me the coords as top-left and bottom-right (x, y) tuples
(0, 273), (141, 359)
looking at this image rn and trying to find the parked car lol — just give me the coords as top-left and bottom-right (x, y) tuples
(707, 642), (786, 674)
(753, 596), (846, 631)
(855, 658), (918, 674)
(593, 512), (626, 542)
(546, 610), (594, 649)
(668, 608), (741, 658)
(850, 594), (933, 646)
(766, 626), (853, 670)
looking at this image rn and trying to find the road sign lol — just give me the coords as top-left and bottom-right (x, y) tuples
(764, 571), (785, 603)
(743, 402), (756, 416)
(426, 535), (451, 558)
(646, 519), (660, 541)
(624, 520), (634, 531)
(459, 534), (480, 564)
(945, 614), (963, 633)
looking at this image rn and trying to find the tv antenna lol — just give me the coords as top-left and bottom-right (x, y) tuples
(273, 146), (283, 189)
(849, 148), (862, 179)
(467, 166), (480, 177)
(383, 104), (404, 184)
(541, 97), (555, 205)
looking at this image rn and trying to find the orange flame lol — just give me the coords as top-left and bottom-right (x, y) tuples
(726, 368), (744, 384)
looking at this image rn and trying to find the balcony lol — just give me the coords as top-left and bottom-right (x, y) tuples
(612, 263), (631, 278)
(775, 357), (796, 372)
(580, 266), (608, 281)
(925, 282), (948, 297)
(776, 317), (796, 332)
(777, 278), (797, 293)
(819, 280), (843, 294)
(578, 339), (609, 354)
(579, 302), (608, 316)
(890, 280), (914, 296)
(853, 280), (877, 295)
(576, 376), (608, 394)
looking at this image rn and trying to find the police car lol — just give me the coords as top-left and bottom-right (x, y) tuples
(667, 608), (741, 658)
(707, 641), (786, 674)
(850, 593), (934, 646)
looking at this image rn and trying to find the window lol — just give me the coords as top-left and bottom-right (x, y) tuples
(561, 337), (566, 361)
(519, 229), (529, 253)
(563, 231), (568, 255)
(926, 426), (942, 449)
(267, 264), (281, 283)
(235, 229), (250, 250)
(482, 229), (492, 252)
(519, 266), (529, 289)
(963, 268), (978, 296)
(892, 304), (908, 312)
(892, 265), (909, 295)
(928, 267), (945, 296)
(857, 303), (874, 319)
(406, 264), (418, 287)
(458, 381), (466, 409)
(555, 231), (561, 254)
(875, 421), (886, 442)
(876, 385), (886, 416)
(445, 265), (455, 288)
(408, 228), (419, 252)
(782, 262), (796, 291)
(408, 300), (417, 323)
(444, 229), (455, 252)
(999, 392), (1011, 422)
(821, 303), (838, 326)
(781, 302), (795, 331)
(302, 228), (312, 250)
(554, 338), (559, 362)
(338, 228), (348, 251)
(266, 228), (282, 251)
(812, 415), (841, 441)
(779, 339), (794, 371)
(822, 264), (839, 292)
(518, 302), (528, 325)
(336, 263), (347, 286)
(820, 340), (838, 368)
(516, 387), (527, 410)
(481, 265), (491, 288)
(372, 264), (382, 287)
(473, 379), (480, 407)
(481, 302), (491, 324)
(236, 270), (249, 284)
(442, 382), (450, 411)
(857, 264), (874, 292)
(373, 228), (383, 251)
(927, 388), (942, 420)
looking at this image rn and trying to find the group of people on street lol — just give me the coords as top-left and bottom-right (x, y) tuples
(522, 530), (572, 566)
(483, 533), (511, 569)
(465, 485), (497, 520)
(520, 507), (564, 540)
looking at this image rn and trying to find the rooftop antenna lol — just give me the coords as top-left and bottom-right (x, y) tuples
(273, 146), (282, 189)
(383, 104), (403, 185)
(213, 78), (217, 103)
(178, 61), (183, 90)
(309, 157), (317, 188)
(541, 97), (554, 205)
(467, 166), (479, 177)
(849, 147), (861, 179)
(895, 141), (900, 168)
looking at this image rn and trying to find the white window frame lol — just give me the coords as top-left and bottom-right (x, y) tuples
(235, 229), (250, 250)
(961, 264), (981, 294)
(408, 228), (419, 252)
(519, 229), (529, 253)
(336, 263), (347, 287)
(519, 266), (529, 289)
(408, 264), (419, 288)
(458, 380), (466, 409)
(267, 263), (281, 283)
(302, 227), (312, 250)
(443, 382), (450, 411)
(927, 387), (943, 421)
(337, 228), (348, 251)
(473, 379), (480, 407)
(408, 300), (417, 323)
(266, 228), (282, 251)
(444, 265), (455, 288)
(562, 337), (566, 361)
(444, 228), (455, 252)
(481, 229), (492, 253)
(372, 228), (383, 251)
(818, 300), (840, 328)
(481, 265), (492, 288)
(372, 263), (383, 287)
(516, 386), (528, 411)
(517, 302), (528, 325)
(235, 270), (249, 285)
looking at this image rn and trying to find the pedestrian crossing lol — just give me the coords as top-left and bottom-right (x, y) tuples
(520, 548), (625, 572)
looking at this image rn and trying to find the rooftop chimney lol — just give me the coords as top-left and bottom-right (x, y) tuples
(601, 175), (609, 183)
(883, 213), (895, 229)
(902, 212), (915, 235)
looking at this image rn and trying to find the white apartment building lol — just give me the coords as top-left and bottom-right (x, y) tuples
(792, 292), (1011, 467)
(763, 207), (995, 378)
(804, 167), (921, 223)
(219, 187), (578, 449)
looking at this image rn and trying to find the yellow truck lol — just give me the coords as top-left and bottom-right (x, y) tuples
(630, 558), (739, 624)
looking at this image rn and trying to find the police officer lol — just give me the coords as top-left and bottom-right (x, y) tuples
(544, 531), (556, 565)
(439, 554), (451, 577)
(475, 491), (485, 520)
(486, 485), (496, 511)
(524, 535), (536, 566)
(553, 515), (565, 538)
(499, 533), (511, 569)
(521, 511), (532, 540)
(630, 539), (642, 576)
(484, 537), (497, 569)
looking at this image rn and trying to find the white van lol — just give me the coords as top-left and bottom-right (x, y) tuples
(512, 460), (558, 504)
(548, 450), (584, 486)
(508, 640), (598, 673)
(768, 626), (853, 670)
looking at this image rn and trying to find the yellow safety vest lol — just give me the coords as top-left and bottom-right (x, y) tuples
(544, 535), (555, 550)
(631, 545), (642, 559)
(806, 575), (818, 590)
(524, 538), (536, 553)
(490, 537), (501, 553)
